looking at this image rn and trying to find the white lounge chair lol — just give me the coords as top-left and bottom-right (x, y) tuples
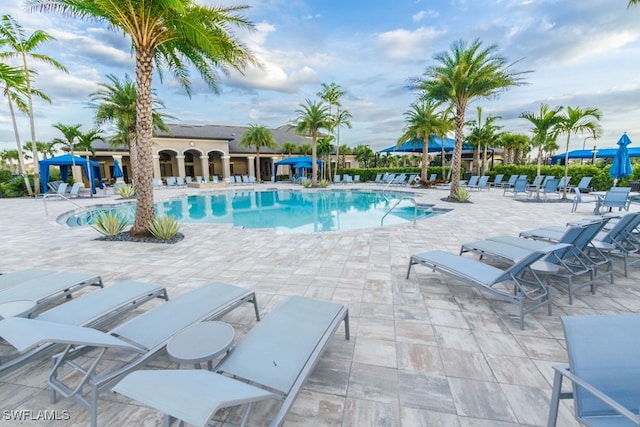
(113, 295), (349, 427)
(0, 280), (167, 376)
(0, 281), (259, 427)
(42, 182), (68, 200)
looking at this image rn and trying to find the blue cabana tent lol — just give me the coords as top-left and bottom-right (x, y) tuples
(273, 156), (323, 181)
(380, 135), (468, 153)
(551, 135), (640, 165)
(39, 154), (104, 194)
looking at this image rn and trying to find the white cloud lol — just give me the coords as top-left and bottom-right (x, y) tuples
(376, 27), (446, 60)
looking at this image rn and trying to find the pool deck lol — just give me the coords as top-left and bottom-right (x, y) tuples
(1, 182), (639, 426)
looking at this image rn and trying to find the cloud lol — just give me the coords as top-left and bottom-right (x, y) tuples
(376, 27), (447, 60)
(412, 10), (439, 22)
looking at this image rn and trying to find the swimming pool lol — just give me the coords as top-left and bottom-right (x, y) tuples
(61, 189), (450, 234)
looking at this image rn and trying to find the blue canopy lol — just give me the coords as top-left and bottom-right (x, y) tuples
(380, 135), (468, 153)
(39, 154), (104, 194)
(273, 156), (323, 180)
(610, 133), (633, 180)
(551, 135), (640, 165)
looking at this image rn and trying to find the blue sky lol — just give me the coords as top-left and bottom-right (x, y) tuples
(2, 0), (640, 155)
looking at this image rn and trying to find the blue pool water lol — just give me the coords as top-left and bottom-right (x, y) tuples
(62, 189), (449, 234)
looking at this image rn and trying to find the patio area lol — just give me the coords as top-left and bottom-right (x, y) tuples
(1, 182), (638, 426)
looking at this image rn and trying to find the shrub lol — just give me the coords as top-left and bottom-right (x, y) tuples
(115, 183), (135, 199)
(92, 211), (128, 236)
(302, 178), (312, 188)
(452, 186), (470, 202)
(319, 179), (329, 188)
(148, 215), (180, 240)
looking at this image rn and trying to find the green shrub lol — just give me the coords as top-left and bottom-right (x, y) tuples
(319, 179), (329, 188)
(302, 178), (312, 188)
(452, 187), (470, 202)
(115, 183), (135, 199)
(148, 215), (180, 240)
(0, 175), (29, 197)
(92, 211), (128, 236)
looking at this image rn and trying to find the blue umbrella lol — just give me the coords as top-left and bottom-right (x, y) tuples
(609, 133), (633, 181)
(113, 159), (124, 179)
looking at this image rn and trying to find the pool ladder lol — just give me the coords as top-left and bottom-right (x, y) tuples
(381, 197), (434, 226)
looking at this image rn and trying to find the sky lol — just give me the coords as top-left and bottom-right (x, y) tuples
(2, 0), (640, 155)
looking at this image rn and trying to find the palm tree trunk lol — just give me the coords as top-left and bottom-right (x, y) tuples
(562, 134), (571, 199)
(7, 96), (33, 195)
(22, 52), (41, 195)
(128, 125), (139, 186)
(130, 48), (155, 237)
(421, 137), (428, 181)
(449, 105), (466, 198)
(311, 131), (318, 187)
(256, 148), (261, 183)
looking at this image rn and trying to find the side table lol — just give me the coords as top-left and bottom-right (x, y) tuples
(167, 321), (235, 370)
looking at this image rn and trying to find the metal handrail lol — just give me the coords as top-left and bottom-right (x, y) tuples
(42, 193), (84, 216)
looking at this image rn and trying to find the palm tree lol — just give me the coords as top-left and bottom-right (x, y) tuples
(0, 14), (68, 195)
(238, 124), (277, 183)
(90, 73), (172, 188)
(332, 108), (352, 172)
(317, 82), (347, 178)
(557, 106), (602, 198)
(75, 128), (103, 194)
(0, 149), (19, 172)
(397, 100), (448, 181)
(629, 1), (639, 7)
(294, 99), (332, 187)
(466, 107), (502, 175)
(281, 141), (297, 157)
(24, 140), (57, 159)
(299, 143), (312, 155)
(0, 63), (38, 195)
(31, 1), (257, 237)
(499, 132), (530, 165)
(414, 39), (528, 198)
(354, 144), (375, 168)
(317, 136), (334, 180)
(520, 104), (563, 199)
(52, 123), (82, 168)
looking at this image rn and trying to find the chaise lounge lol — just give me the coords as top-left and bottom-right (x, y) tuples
(113, 295), (350, 427)
(0, 281), (259, 427)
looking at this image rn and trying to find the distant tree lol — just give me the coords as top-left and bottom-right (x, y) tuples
(465, 107), (502, 175)
(0, 14), (67, 194)
(294, 99), (332, 187)
(51, 123), (82, 166)
(499, 132), (530, 165)
(75, 128), (103, 193)
(354, 144), (375, 168)
(238, 124), (277, 183)
(299, 143), (312, 155)
(414, 39), (528, 197)
(281, 141), (297, 157)
(0, 149), (19, 173)
(520, 104), (563, 199)
(556, 106), (602, 198)
(317, 82), (346, 178)
(317, 136), (334, 180)
(90, 74), (172, 189)
(397, 100), (449, 181)
(24, 140), (56, 159)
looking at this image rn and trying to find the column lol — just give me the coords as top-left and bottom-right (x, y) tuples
(153, 154), (161, 179)
(176, 155), (186, 178)
(247, 156), (255, 178)
(200, 155), (209, 178)
(222, 155), (231, 183)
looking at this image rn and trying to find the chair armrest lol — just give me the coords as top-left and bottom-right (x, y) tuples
(552, 365), (640, 424)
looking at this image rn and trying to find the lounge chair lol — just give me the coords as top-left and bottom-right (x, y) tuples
(176, 177), (186, 187)
(428, 173), (437, 182)
(373, 173), (383, 184)
(248, 176), (256, 184)
(500, 174), (518, 189)
(343, 174), (353, 184)
(526, 175), (545, 191)
(166, 177), (177, 187)
(503, 177), (528, 197)
(464, 175), (479, 189)
(547, 313), (640, 427)
(595, 188), (631, 214)
(152, 178), (165, 189)
(490, 174), (504, 187)
(196, 176), (203, 184)
(557, 176), (572, 192)
(354, 175), (360, 183)
(113, 295), (349, 427)
(333, 174), (341, 184)
(392, 173), (407, 185)
(68, 182), (83, 198)
(568, 176), (593, 193)
(406, 243), (569, 329)
(42, 182), (68, 200)
(185, 176), (193, 184)
(0, 281), (259, 427)
(461, 223), (597, 304)
(0, 269), (56, 292)
(0, 280), (168, 376)
(571, 187), (598, 213)
(528, 177), (560, 199)
(242, 175), (250, 184)
(477, 175), (490, 190)
(0, 271), (103, 311)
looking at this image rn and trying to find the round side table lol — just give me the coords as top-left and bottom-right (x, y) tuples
(167, 321), (235, 370)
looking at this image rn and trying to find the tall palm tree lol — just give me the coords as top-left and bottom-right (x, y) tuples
(0, 14), (68, 195)
(317, 136), (334, 180)
(0, 63), (39, 195)
(397, 100), (448, 182)
(332, 108), (352, 172)
(294, 99), (332, 187)
(31, 1), (257, 237)
(299, 143), (312, 155)
(281, 141), (297, 157)
(520, 104), (563, 199)
(415, 39), (528, 198)
(0, 149), (19, 172)
(24, 140), (57, 159)
(557, 106), (602, 198)
(317, 82), (347, 178)
(499, 132), (530, 165)
(629, 1), (639, 7)
(90, 73), (172, 189)
(354, 144), (375, 168)
(238, 124), (277, 183)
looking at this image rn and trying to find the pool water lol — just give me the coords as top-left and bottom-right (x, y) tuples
(62, 189), (449, 234)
